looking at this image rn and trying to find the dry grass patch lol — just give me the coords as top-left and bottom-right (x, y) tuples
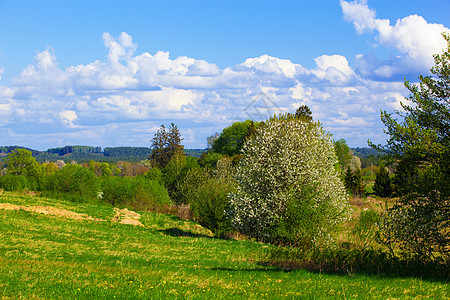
(0, 202), (105, 222)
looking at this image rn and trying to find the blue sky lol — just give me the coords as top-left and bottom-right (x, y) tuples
(0, 0), (449, 150)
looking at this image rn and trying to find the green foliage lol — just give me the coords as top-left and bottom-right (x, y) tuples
(211, 120), (260, 156)
(150, 123), (184, 169)
(351, 209), (380, 248)
(50, 164), (98, 200)
(0, 175), (31, 191)
(373, 164), (392, 198)
(334, 139), (352, 175)
(126, 177), (171, 211)
(229, 114), (349, 247)
(266, 246), (449, 279)
(199, 152), (223, 168)
(371, 33), (450, 261)
(294, 104), (313, 122)
(163, 154), (200, 204)
(344, 166), (365, 197)
(100, 176), (132, 205)
(180, 156), (236, 236)
(176, 167), (209, 206)
(145, 167), (163, 184)
(103, 146), (152, 158)
(99, 162), (112, 177)
(100, 176), (170, 211)
(4, 149), (41, 177)
(189, 177), (235, 236)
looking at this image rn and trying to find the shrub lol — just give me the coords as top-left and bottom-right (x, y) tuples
(189, 177), (235, 236)
(101, 176), (132, 206)
(351, 209), (380, 248)
(51, 164), (98, 200)
(0, 175), (29, 191)
(145, 167), (163, 185)
(229, 114), (349, 247)
(100, 176), (171, 211)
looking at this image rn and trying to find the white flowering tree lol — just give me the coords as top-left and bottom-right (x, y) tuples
(228, 114), (349, 247)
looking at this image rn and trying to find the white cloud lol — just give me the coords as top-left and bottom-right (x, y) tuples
(312, 55), (355, 83)
(0, 31), (428, 149)
(242, 55), (300, 78)
(341, 0), (449, 77)
(60, 110), (78, 128)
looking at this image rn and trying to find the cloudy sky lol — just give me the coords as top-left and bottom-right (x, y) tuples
(0, 0), (449, 150)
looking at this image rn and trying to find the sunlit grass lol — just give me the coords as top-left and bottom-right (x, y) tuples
(0, 192), (448, 299)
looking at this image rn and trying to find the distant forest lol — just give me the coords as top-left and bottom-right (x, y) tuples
(0, 146), (206, 163)
(0, 145), (382, 165)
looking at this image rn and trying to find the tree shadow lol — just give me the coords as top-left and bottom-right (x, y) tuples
(158, 227), (213, 239)
(210, 266), (294, 273)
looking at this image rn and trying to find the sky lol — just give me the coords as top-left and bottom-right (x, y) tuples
(0, 0), (449, 150)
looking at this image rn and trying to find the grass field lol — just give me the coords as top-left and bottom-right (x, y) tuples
(0, 191), (448, 299)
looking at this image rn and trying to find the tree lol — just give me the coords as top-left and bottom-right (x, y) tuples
(373, 163), (392, 198)
(229, 114), (349, 247)
(211, 120), (260, 156)
(295, 104), (313, 122)
(371, 33), (450, 260)
(344, 165), (365, 197)
(150, 123), (184, 169)
(334, 139), (352, 175)
(4, 149), (41, 177)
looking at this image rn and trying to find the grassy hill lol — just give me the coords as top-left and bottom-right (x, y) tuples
(0, 192), (448, 299)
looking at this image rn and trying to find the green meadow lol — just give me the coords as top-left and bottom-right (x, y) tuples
(0, 192), (448, 299)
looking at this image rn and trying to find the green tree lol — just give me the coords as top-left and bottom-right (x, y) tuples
(373, 163), (392, 198)
(5, 149), (41, 177)
(334, 139), (352, 175)
(229, 114), (349, 247)
(211, 120), (260, 156)
(344, 165), (364, 197)
(294, 104), (313, 122)
(150, 123), (184, 169)
(371, 33), (450, 260)
(99, 162), (112, 177)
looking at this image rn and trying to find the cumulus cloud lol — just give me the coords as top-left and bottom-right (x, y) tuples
(60, 110), (78, 128)
(0, 30), (435, 149)
(341, 0), (449, 79)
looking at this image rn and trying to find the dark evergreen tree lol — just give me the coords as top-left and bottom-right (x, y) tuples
(295, 104), (313, 122)
(373, 164), (392, 198)
(344, 165), (364, 197)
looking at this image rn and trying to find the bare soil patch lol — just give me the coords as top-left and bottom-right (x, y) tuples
(112, 208), (143, 226)
(0, 202), (105, 222)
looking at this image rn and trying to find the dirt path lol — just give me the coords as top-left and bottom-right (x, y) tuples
(0, 202), (105, 221)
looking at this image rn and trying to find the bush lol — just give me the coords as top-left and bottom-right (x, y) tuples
(100, 176), (171, 211)
(229, 114), (349, 247)
(50, 164), (98, 200)
(189, 177), (235, 237)
(265, 246), (449, 279)
(351, 209), (380, 248)
(0, 175), (29, 191)
(163, 154), (200, 204)
(145, 167), (163, 185)
(100, 176), (132, 206)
